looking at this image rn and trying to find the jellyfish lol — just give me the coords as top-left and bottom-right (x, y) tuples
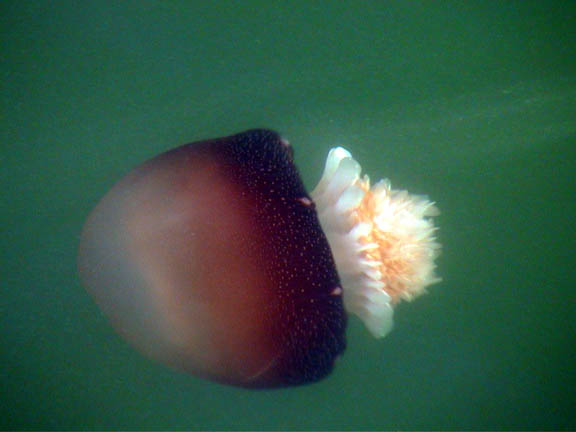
(78, 129), (440, 389)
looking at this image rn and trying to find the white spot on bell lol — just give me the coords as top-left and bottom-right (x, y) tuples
(331, 286), (343, 296)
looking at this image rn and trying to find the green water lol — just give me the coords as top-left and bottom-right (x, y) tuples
(2, 1), (575, 429)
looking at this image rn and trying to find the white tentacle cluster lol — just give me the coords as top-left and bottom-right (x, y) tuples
(311, 147), (441, 338)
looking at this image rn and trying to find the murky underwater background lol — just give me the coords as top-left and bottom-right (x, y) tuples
(1, 1), (575, 429)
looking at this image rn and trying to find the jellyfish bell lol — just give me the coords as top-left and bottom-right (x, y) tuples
(78, 129), (346, 388)
(78, 128), (441, 389)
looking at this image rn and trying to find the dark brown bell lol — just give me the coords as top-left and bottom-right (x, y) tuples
(78, 129), (346, 388)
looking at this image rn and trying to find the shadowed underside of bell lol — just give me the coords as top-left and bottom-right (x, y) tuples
(78, 129), (347, 388)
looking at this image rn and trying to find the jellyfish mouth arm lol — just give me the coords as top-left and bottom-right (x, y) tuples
(311, 146), (441, 339)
